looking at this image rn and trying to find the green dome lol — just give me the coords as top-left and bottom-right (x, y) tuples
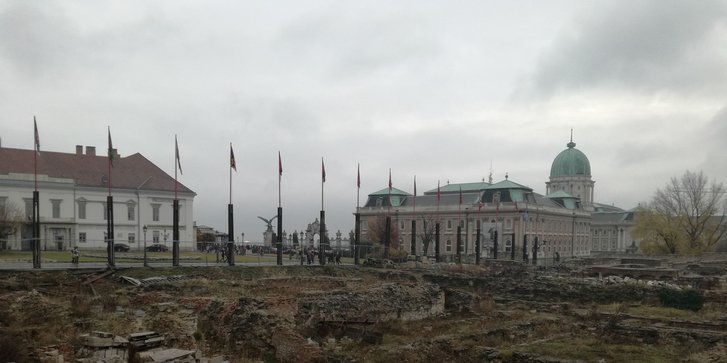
(550, 140), (591, 178)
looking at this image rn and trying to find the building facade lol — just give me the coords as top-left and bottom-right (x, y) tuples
(359, 178), (591, 262)
(357, 136), (642, 261)
(0, 145), (196, 251)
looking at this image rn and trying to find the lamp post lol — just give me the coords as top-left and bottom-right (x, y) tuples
(143, 225), (148, 267)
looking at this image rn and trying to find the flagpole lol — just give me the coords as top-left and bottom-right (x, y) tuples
(32, 117), (41, 269)
(229, 144), (232, 205)
(354, 163), (361, 265)
(34, 117), (38, 192)
(411, 175), (416, 257)
(228, 143), (235, 266)
(277, 151), (283, 266)
(172, 135), (180, 266)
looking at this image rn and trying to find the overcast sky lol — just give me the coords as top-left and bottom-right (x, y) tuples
(2, 1), (726, 241)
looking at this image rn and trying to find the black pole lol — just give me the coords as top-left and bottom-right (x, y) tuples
(107, 195), (115, 267)
(277, 207), (283, 265)
(319, 210), (326, 265)
(435, 222), (440, 263)
(456, 225), (462, 264)
(493, 230), (498, 259)
(523, 234), (528, 263)
(354, 213), (361, 265)
(32, 191), (41, 269)
(533, 236), (538, 265)
(475, 227), (481, 265)
(228, 204), (235, 266)
(384, 216), (391, 259)
(172, 199), (179, 266)
(411, 220), (416, 256)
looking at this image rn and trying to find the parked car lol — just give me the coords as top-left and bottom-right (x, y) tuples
(145, 244), (169, 252)
(113, 243), (130, 252)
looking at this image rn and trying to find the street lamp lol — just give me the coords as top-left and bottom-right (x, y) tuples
(143, 225), (148, 267)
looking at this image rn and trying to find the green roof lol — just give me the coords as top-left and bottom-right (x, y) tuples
(368, 187), (412, 196)
(423, 181), (490, 195)
(484, 179), (532, 191)
(546, 190), (577, 199)
(550, 140), (591, 178)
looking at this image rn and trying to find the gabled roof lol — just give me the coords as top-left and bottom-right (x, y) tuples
(593, 202), (625, 213)
(368, 187), (412, 196)
(546, 190), (577, 199)
(423, 181), (491, 195)
(0, 147), (194, 194)
(485, 179), (532, 191)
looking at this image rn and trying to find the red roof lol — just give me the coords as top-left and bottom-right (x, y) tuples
(0, 147), (194, 194)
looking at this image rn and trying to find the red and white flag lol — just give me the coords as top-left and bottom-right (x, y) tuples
(175, 135), (183, 175)
(388, 169), (392, 191)
(33, 116), (40, 155)
(108, 127), (114, 167)
(321, 158), (326, 183)
(230, 144), (237, 171)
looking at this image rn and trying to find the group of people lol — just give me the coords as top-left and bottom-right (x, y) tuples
(297, 248), (342, 265)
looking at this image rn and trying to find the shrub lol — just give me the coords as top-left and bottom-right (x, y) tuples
(658, 288), (704, 311)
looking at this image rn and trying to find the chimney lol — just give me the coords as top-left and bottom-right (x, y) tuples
(85, 146), (96, 156)
(76, 145), (83, 155)
(111, 148), (120, 159)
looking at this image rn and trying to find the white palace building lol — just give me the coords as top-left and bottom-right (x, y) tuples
(0, 144), (196, 251)
(358, 137), (640, 262)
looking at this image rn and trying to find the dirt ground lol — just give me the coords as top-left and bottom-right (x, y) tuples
(1, 259), (726, 362)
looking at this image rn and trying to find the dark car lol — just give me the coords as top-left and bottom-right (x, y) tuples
(145, 244), (169, 252)
(113, 243), (130, 252)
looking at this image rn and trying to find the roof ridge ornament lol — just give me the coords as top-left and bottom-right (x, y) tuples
(567, 129), (576, 148)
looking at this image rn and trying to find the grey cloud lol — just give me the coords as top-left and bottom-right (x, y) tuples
(273, 7), (441, 79)
(526, 0), (727, 96)
(0, 2), (79, 76)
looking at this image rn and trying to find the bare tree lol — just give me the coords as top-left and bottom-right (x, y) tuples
(0, 201), (23, 244)
(366, 215), (400, 248)
(419, 215), (437, 256)
(635, 170), (727, 254)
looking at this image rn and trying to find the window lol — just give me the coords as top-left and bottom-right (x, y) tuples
(361, 221), (368, 230)
(128, 233), (135, 244)
(79, 232), (86, 243)
(447, 220), (452, 229)
(446, 239), (452, 252)
(152, 204), (160, 222)
(78, 201), (86, 219)
(24, 198), (33, 220)
(51, 199), (61, 218)
(103, 202), (108, 220)
(128, 203), (135, 221)
(153, 230), (160, 243)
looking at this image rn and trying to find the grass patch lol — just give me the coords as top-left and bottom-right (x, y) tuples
(517, 336), (679, 362)
(600, 303), (697, 319)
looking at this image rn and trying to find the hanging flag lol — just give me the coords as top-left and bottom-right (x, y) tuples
(414, 176), (417, 197)
(278, 151), (282, 176)
(357, 163), (360, 188)
(34, 116), (40, 155)
(107, 127), (114, 167)
(322, 158), (326, 183)
(230, 143), (237, 171)
(175, 135), (183, 175)
(388, 169), (392, 191)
